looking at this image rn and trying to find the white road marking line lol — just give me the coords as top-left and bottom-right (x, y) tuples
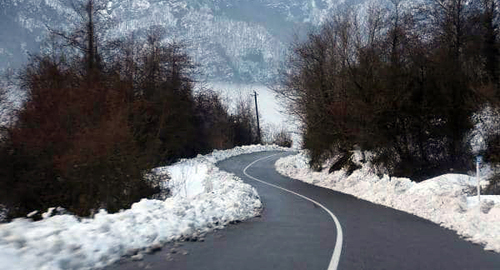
(243, 153), (343, 270)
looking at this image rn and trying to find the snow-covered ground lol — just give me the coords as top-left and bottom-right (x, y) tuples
(0, 144), (287, 270)
(275, 151), (500, 253)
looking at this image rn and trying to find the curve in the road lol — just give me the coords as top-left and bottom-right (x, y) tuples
(106, 151), (500, 270)
(243, 153), (343, 270)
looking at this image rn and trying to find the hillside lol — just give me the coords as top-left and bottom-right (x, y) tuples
(0, 0), (348, 83)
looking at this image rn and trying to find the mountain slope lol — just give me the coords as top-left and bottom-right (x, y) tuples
(0, 0), (343, 83)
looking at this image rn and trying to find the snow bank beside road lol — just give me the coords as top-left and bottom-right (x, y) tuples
(202, 144), (289, 163)
(0, 145), (287, 270)
(275, 151), (500, 253)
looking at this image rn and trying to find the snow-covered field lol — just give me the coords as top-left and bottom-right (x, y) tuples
(0, 145), (287, 270)
(276, 151), (500, 253)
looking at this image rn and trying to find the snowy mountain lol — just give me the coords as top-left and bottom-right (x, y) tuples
(0, 0), (350, 83)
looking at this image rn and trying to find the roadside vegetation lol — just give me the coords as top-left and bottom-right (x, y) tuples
(0, 0), (263, 220)
(269, 127), (293, 148)
(277, 0), (500, 189)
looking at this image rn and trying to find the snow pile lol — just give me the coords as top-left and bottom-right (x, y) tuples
(0, 206), (6, 223)
(0, 144), (285, 270)
(201, 144), (289, 163)
(276, 151), (500, 252)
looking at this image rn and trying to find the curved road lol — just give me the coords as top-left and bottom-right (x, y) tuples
(109, 151), (500, 270)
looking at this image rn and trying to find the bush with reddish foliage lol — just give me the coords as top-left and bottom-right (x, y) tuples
(0, 57), (159, 218)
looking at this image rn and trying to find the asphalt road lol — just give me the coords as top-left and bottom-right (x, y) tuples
(108, 151), (500, 270)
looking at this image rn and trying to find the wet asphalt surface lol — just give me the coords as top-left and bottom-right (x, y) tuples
(107, 151), (500, 270)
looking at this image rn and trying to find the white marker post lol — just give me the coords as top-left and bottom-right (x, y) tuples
(476, 155), (482, 207)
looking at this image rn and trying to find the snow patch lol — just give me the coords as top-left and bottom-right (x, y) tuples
(0, 144), (288, 270)
(469, 105), (500, 154)
(276, 151), (500, 253)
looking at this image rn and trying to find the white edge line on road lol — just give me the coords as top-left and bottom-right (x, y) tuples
(243, 153), (343, 270)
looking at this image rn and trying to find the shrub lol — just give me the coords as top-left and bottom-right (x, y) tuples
(0, 56), (160, 218)
(271, 129), (293, 148)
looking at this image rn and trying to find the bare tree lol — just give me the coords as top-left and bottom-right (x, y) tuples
(47, 0), (115, 80)
(480, 0), (500, 91)
(278, 0), (489, 177)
